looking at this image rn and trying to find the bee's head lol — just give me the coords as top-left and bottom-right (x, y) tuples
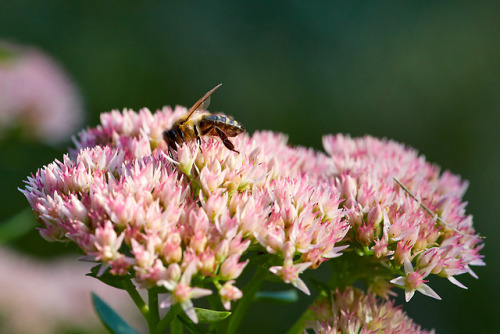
(163, 129), (179, 153)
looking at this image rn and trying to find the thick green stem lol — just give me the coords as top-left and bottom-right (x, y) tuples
(148, 289), (160, 333)
(170, 317), (183, 334)
(155, 303), (181, 334)
(122, 279), (149, 319)
(227, 265), (268, 334)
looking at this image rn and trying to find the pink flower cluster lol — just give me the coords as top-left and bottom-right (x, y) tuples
(324, 134), (484, 300)
(21, 103), (484, 321)
(21, 106), (349, 322)
(304, 287), (434, 334)
(0, 41), (83, 143)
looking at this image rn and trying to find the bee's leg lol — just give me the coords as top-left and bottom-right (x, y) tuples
(213, 126), (239, 153)
(194, 125), (203, 153)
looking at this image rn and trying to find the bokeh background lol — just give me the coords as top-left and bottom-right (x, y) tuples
(0, 1), (498, 333)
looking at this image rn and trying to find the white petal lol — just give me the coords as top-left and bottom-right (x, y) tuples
(182, 300), (198, 324)
(294, 262), (313, 273)
(403, 256), (413, 274)
(190, 287), (213, 299)
(159, 294), (174, 309)
(158, 279), (176, 291)
(180, 263), (197, 284)
(97, 263), (110, 277)
(269, 266), (282, 275)
(467, 266), (478, 279)
(78, 255), (97, 262)
(470, 258), (486, 267)
(447, 276), (468, 289)
(405, 290), (415, 302)
(390, 276), (405, 287)
(323, 245), (349, 258)
(418, 284), (442, 300)
(292, 277), (310, 295)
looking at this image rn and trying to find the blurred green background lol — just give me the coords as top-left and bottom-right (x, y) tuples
(0, 1), (498, 333)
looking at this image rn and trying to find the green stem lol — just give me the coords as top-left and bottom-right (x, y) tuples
(122, 279), (149, 319)
(155, 303), (181, 334)
(227, 264), (268, 334)
(148, 289), (160, 332)
(177, 313), (204, 334)
(170, 316), (183, 334)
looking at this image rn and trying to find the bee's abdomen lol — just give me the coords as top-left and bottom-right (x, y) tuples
(200, 115), (245, 136)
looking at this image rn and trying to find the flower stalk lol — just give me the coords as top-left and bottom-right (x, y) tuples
(148, 289), (160, 332)
(122, 279), (149, 320)
(155, 303), (181, 334)
(227, 263), (269, 334)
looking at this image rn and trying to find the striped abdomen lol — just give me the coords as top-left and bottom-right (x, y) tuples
(199, 114), (245, 137)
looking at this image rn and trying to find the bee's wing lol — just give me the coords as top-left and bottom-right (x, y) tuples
(184, 83), (222, 121)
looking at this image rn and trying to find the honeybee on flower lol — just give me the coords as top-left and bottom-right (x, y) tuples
(163, 84), (245, 158)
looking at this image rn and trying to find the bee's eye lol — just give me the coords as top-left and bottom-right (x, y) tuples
(163, 130), (172, 142)
(164, 130), (178, 148)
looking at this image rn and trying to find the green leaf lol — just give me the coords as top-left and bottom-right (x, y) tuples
(91, 292), (138, 334)
(255, 289), (299, 304)
(0, 208), (36, 243)
(87, 265), (131, 290)
(195, 307), (231, 324)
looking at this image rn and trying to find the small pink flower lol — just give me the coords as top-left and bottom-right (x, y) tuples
(269, 242), (312, 295)
(161, 233), (183, 264)
(93, 221), (125, 262)
(269, 262), (312, 295)
(160, 264), (212, 323)
(219, 255), (248, 280)
(219, 280), (243, 310)
(390, 256), (441, 302)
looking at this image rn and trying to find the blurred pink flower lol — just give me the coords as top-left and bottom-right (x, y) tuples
(0, 41), (83, 143)
(0, 247), (141, 334)
(305, 287), (434, 334)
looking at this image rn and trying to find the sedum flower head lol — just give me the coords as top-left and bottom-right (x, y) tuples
(305, 287), (434, 334)
(21, 105), (349, 319)
(323, 134), (484, 300)
(21, 100), (484, 322)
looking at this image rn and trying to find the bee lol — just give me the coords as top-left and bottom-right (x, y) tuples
(163, 84), (245, 158)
